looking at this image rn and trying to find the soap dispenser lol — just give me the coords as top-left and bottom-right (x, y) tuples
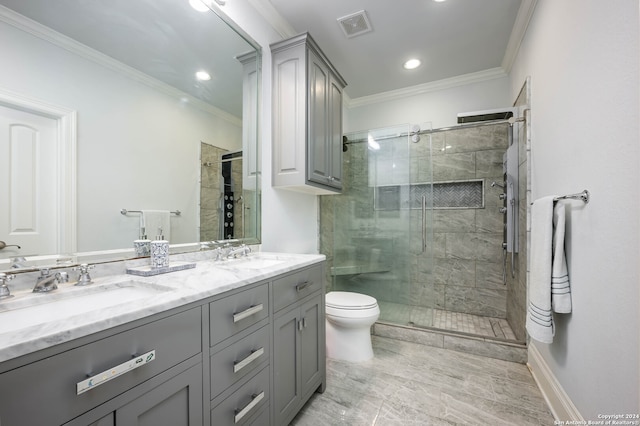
(134, 227), (151, 257)
(150, 227), (169, 268)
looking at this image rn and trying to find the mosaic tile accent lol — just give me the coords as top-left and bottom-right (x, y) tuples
(378, 301), (516, 341)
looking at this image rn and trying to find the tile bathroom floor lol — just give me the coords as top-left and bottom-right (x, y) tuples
(290, 335), (554, 425)
(379, 301), (517, 341)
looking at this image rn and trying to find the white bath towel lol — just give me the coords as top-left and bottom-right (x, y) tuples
(551, 202), (572, 313)
(141, 210), (171, 242)
(526, 196), (572, 344)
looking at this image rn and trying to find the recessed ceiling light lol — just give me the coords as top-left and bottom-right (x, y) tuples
(403, 59), (422, 70)
(433, 0), (447, 2)
(195, 70), (211, 81)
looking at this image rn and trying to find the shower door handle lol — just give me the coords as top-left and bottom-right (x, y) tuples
(421, 196), (426, 253)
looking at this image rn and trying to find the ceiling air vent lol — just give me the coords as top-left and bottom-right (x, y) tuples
(337, 10), (372, 39)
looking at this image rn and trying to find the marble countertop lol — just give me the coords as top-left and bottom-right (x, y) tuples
(0, 252), (325, 363)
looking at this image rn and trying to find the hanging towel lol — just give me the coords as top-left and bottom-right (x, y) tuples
(551, 202), (572, 313)
(526, 196), (572, 344)
(141, 210), (171, 242)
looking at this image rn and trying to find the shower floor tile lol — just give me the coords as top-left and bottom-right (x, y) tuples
(378, 301), (517, 341)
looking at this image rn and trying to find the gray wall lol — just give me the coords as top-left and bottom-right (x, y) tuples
(509, 0), (639, 418)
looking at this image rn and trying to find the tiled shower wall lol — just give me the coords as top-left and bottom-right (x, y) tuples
(413, 124), (509, 318)
(199, 143), (244, 241)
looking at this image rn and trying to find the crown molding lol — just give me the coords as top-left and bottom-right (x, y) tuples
(345, 67), (508, 109)
(0, 5), (241, 126)
(249, 0), (297, 39)
(501, 0), (538, 73)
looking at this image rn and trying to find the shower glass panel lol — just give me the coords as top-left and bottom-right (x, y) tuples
(330, 123), (433, 326)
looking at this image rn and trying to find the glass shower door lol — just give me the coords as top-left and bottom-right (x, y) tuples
(330, 123), (433, 326)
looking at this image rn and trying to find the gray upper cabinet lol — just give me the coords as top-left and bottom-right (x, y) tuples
(272, 33), (347, 195)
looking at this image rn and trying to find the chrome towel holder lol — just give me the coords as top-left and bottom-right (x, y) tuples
(553, 190), (590, 204)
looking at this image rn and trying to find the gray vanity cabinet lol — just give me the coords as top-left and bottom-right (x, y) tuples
(208, 282), (271, 426)
(271, 32), (346, 195)
(272, 264), (325, 425)
(0, 260), (326, 426)
(0, 307), (202, 426)
(76, 363), (203, 426)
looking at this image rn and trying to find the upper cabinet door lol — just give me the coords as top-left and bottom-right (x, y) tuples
(307, 49), (331, 186)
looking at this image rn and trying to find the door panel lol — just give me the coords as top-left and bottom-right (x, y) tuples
(0, 104), (58, 258)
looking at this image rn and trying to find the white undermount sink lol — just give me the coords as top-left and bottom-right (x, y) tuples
(0, 281), (171, 335)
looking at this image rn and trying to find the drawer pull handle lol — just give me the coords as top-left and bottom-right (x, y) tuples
(233, 347), (264, 373)
(76, 350), (156, 395)
(234, 391), (264, 423)
(233, 303), (264, 323)
(295, 281), (311, 292)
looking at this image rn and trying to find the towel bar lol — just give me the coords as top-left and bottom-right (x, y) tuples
(553, 190), (589, 204)
(121, 209), (181, 216)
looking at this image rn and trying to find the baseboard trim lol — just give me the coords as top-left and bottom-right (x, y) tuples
(527, 343), (583, 422)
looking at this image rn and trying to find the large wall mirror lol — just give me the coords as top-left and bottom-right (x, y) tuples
(0, 0), (261, 270)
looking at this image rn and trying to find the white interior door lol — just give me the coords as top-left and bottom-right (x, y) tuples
(0, 104), (58, 259)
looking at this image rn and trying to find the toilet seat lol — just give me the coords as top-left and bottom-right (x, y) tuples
(326, 291), (377, 310)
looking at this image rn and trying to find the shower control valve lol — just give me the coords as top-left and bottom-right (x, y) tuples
(499, 193), (507, 200)
(499, 207), (507, 214)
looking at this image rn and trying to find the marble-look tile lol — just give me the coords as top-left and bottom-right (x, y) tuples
(475, 149), (506, 178)
(439, 390), (552, 426)
(373, 323), (445, 349)
(443, 335), (527, 363)
(475, 207), (503, 233)
(293, 335), (553, 426)
(445, 286), (507, 317)
(432, 210), (476, 233)
(475, 260), (505, 289)
(432, 152), (476, 181)
(290, 383), (384, 426)
(433, 258), (476, 287)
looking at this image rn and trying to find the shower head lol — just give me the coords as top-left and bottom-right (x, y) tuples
(491, 181), (504, 189)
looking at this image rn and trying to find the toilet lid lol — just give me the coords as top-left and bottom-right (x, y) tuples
(326, 291), (378, 310)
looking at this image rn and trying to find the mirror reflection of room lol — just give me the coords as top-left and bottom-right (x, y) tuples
(0, 0), (260, 265)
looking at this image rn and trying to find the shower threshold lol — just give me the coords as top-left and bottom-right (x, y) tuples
(374, 303), (527, 362)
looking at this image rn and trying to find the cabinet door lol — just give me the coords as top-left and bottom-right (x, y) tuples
(116, 364), (203, 426)
(299, 295), (323, 396)
(328, 74), (343, 189)
(88, 413), (114, 426)
(307, 49), (331, 186)
(272, 307), (300, 425)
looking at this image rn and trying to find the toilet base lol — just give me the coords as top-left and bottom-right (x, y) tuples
(325, 319), (374, 362)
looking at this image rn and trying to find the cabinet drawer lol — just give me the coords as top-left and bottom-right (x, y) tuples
(210, 366), (269, 426)
(210, 324), (270, 400)
(209, 283), (269, 347)
(0, 308), (202, 426)
(273, 264), (323, 313)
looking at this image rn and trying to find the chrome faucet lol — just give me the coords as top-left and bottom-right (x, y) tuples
(228, 244), (251, 259)
(33, 268), (68, 293)
(73, 264), (94, 286)
(0, 273), (14, 299)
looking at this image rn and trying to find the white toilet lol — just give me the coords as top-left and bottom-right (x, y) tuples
(325, 291), (380, 362)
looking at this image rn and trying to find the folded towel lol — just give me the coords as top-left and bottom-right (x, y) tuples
(551, 202), (572, 313)
(526, 196), (572, 344)
(141, 210), (171, 242)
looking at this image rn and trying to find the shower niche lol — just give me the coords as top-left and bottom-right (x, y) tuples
(374, 180), (484, 211)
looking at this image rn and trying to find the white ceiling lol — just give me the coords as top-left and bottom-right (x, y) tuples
(0, 0), (256, 117)
(262, 0), (525, 100)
